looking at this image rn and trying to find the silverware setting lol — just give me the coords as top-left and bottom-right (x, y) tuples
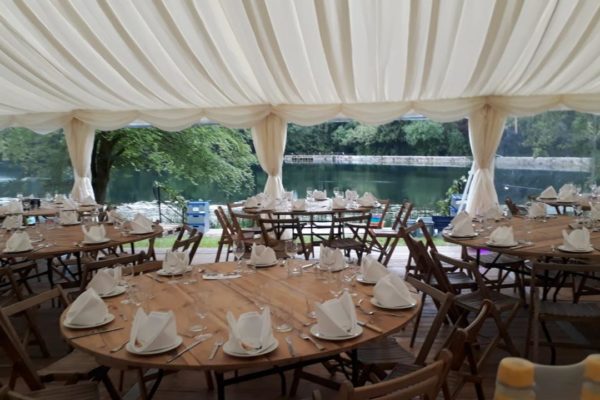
(110, 339), (129, 353)
(69, 326), (124, 339)
(298, 332), (324, 351)
(167, 335), (212, 364)
(285, 336), (296, 357)
(208, 338), (224, 360)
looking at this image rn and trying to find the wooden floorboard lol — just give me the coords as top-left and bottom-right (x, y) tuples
(1, 244), (597, 399)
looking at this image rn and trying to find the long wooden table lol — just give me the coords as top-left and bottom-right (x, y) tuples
(60, 260), (419, 399)
(443, 214), (600, 261)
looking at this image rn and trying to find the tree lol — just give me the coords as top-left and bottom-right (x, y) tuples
(403, 121), (445, 155)
(0, 125), (257, 204)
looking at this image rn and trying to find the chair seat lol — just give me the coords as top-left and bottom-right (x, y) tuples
(37, 349), (100, 379)
(26, 382), (99, 400)
(431, 271), (477, 290)
(369, 228), (398, 238)
(326, 238), (364, 250)
(455, 291), (519, 313)
(478, 252), (523, 267)
(385, 362), (421, 380)
(539, 302), (600, 320)
(357, 336), (414, 365)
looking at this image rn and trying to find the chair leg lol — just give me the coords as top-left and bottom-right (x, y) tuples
(215, 243), (223, 262)
(204, 370), (214, 391)
(409, 292), (426, 348)
(541, 321), (556, 364)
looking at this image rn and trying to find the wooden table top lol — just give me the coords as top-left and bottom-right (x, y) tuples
(443, 215), (600, 261)
(0, 204), (102, 218)
(60, 260), (419, 372)
(240, 200), (377, 216)
(0, 223), (162, 261)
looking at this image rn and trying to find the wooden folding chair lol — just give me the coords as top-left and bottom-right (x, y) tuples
(325, 213), (371, 262)
(431, 249), (522, 369)
(214, 207), (236, 262)
(313, 350), (452, 400)
(257, 216), (310, 260)
(367, 202), (413, 265)
(526, 261), (600, 364)
(0, 383), (99, 400)
(0, 287), (119, 399)
(171, 231), (203, 263)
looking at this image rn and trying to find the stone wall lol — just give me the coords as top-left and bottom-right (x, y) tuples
(283, 155), (591, 172)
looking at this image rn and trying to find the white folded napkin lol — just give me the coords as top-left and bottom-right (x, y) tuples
(129, 309), (178, 353)
(4, 231), (32, 252)
(528, 202), (546, 218)
(244, 196), (259, 208)
(162, 250), (189, 274)
(483, 205), (503, 220)
(312, 190), (327, 200)
(2, 215), (23, 230)
(64, 288), (108, 326)
(450, 215), (475, 236)
(283, 191), (294, 201)
(345, 190), (358, 201)
(226, 307), (274, 354)
(80, 195), (96, 206)
(61, 198), (78, 210)
(451, 210), (470, 226)
(590, 203), (600, 220)
(82, 224), (108, 243)
(358, 192), (377, 207)
(54, 194), (66, 203)
(87, 268), (119, 295)
(292, 199), (306, 211)
(540, 186), (557, 199)
(489, 226), (516, 246)
(255, 193), (267, 202)
(130, 213), (153, 233)
(331, 197), (347, 209)
(107, 209), (125, 223)
(319, 244), (345, 272)
(4, 200), (23, 214)
(558, 183), (577, 201)
(373, 274), (414, 308)
(250, 244), (277, 265)
(359, 255), (389, 282)
(59, 210), (79, 224)
(261, 197), (277, 210)
(314, 292), (357, 337)
(562, 227), (591, 251)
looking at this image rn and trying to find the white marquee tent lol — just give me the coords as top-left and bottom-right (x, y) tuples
(1, 0), (600, 213)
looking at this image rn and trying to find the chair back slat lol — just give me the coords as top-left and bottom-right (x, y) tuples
(171, 232), (203, 263)
(2, 287), (69, 318)
(79, 252), (145, 291)
(391, 202), (413, 231)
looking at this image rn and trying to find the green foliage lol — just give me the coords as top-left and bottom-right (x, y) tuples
(435, 175), (467, 216)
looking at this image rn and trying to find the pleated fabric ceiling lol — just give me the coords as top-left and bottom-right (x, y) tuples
(1, 0), (600, 131)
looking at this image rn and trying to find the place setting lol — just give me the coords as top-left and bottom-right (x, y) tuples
(59, 209), (80, 226)
(156, 250), (192, 281)
(310, 291), (362, 341)
(63, 288), (116, 330)
(248, 243), (278, 269)
(223, 307), (278, 358)
(87, 266), (127, 298)
(356, 254), (388, 284)
(317, 244), (348, 274)
(81, 224), (111, 245)
(444, 210), (478, 239)
(2, 230), (34, 254)
(371, 273), (417, 310)
(129, 213), (155, 234)
(557, 227), (594, 253)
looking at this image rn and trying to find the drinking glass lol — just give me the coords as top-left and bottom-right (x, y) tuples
(188, 292), (208, 334)
(234, 240), (245, 273)
(274, 305), (293, 333)
(341, 267), (358, 297)
(305, 295), (317, 319)
(167, 263), (179, 285)
(327, 271), (343, 298)
(183, 264), (200, 285)
(285, 241), (300, 275)
(333, 187), (342, 198)
(306, 187), (314, 201)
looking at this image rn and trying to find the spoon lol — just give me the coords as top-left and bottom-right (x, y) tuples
(110, 339), (129, 353)
(356, 298), (374, 315)
(299, 332), (324, 351)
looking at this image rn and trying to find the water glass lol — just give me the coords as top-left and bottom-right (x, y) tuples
(234, 240), (245, 273)
(305, 296), (317, 319)
(188, 292), (208, 334)
(306, 187), (314, 200)
(274, 305), (293, 333)
(285, 242), (302, 277)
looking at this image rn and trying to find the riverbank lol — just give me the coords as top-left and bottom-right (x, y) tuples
(284, 155), (591, 172)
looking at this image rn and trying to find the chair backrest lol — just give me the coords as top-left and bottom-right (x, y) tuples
(370, 199), (390, 228)
(531, 261), (600, 304)
(175, 224), (198, 242)
(214, 206), (236, 243)
(329, 213), (371, 243)
(171, 231), (203, 263)
(229, 211), (258, 241)
(405, 275), (455, 365)
(430, 248), (483, 296)
(0, 287), (71, 390)
(391, 202), (413, 230)
(505, 197), (521, 216)
(79, 252), (146, 292)
(399, 228), (442, 285)
(327, 350), (452, 400)
(257, 216), (308, 257)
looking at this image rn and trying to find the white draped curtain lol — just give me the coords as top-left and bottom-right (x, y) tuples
(464, 105), (507, 214)
(63, 119), (95, 202)
(251, 114), (287, 198)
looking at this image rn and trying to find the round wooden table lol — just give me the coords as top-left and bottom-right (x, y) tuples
(0, 204), (102, 219)
(443, 214), (600, 261)
(60, 260), (419, 399)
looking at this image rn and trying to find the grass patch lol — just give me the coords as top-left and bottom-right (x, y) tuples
(134, 235), (221, 249)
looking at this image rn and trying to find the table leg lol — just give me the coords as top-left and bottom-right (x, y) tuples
(46, 258), (54, 288)
(351, 349), (358, 386)
(216, 371), (225, 400)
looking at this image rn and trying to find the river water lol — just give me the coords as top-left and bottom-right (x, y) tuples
(0, 162), (589, 210)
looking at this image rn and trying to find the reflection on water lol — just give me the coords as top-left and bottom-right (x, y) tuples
(0, 161), (591, 208)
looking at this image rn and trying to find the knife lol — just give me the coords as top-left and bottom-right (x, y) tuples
(357, 320), (383, 333)
(69, 326), (124, 339)
(166, 335), (211, 364)
(301, 263), (317, 270)
(285, 336), (296, 357)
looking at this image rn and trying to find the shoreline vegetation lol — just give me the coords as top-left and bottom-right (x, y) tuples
(284, 155), (591, 172)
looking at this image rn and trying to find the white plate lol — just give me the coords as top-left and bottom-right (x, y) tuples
(157, 266), (192, 276)
(126, 336), (183, 355)
(82, 238), (111, 245)
(60, 222), (81, 226)
(310, 324), (363, 341)
(318, 264), (348, 273)
(3, 246), (34, 253)
(371, 297), (417, 310)
(248, 262), (278, 268)
(485, 241), (519, 248)
(63, 313), (115, 329)
(356, 274), (377, 285)
(222, 338), (279, 357)
(449, 233), (478, 238)
(131, 230), (153, 235)
(557, 245), (594, 253)
(98, 285), (127, 298)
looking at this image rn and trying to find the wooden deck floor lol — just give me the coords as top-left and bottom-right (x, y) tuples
(1, 245), (596, 399)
